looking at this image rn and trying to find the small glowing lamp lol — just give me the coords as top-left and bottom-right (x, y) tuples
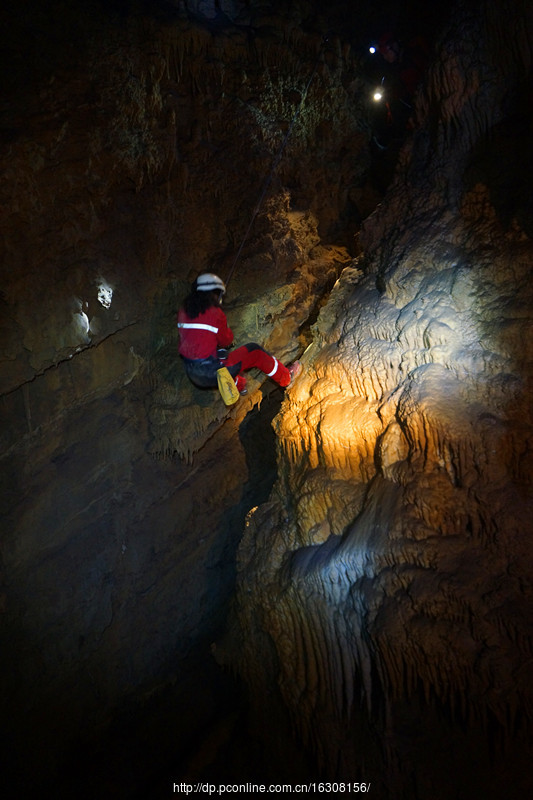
(369, 45), (376, 54)
(373, 89), (383, 102)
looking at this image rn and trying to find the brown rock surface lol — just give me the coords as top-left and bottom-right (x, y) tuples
(221, 1), (533, 797)
(0, 1), (366, 791)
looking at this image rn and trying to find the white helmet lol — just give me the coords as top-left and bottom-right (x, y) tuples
(195, 273), (226, 294)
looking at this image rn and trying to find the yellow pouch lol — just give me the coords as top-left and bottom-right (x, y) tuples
(217, 366), (240, 406)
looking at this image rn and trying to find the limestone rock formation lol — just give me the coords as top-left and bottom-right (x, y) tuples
(221, 1), (533, 797)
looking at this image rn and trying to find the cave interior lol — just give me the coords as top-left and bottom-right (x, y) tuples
(1, 1), (532, 798)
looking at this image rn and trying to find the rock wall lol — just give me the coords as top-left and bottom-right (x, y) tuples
(0, 1), (370, 791)
(224, 1), (533, 797)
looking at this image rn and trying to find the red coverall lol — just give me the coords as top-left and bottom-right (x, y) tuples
(177, 306), (290, 389)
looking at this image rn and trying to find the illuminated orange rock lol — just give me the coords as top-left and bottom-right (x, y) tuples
(224, 3), (533, 795)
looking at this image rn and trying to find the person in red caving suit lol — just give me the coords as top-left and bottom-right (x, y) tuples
(177, 272), (301, 396)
